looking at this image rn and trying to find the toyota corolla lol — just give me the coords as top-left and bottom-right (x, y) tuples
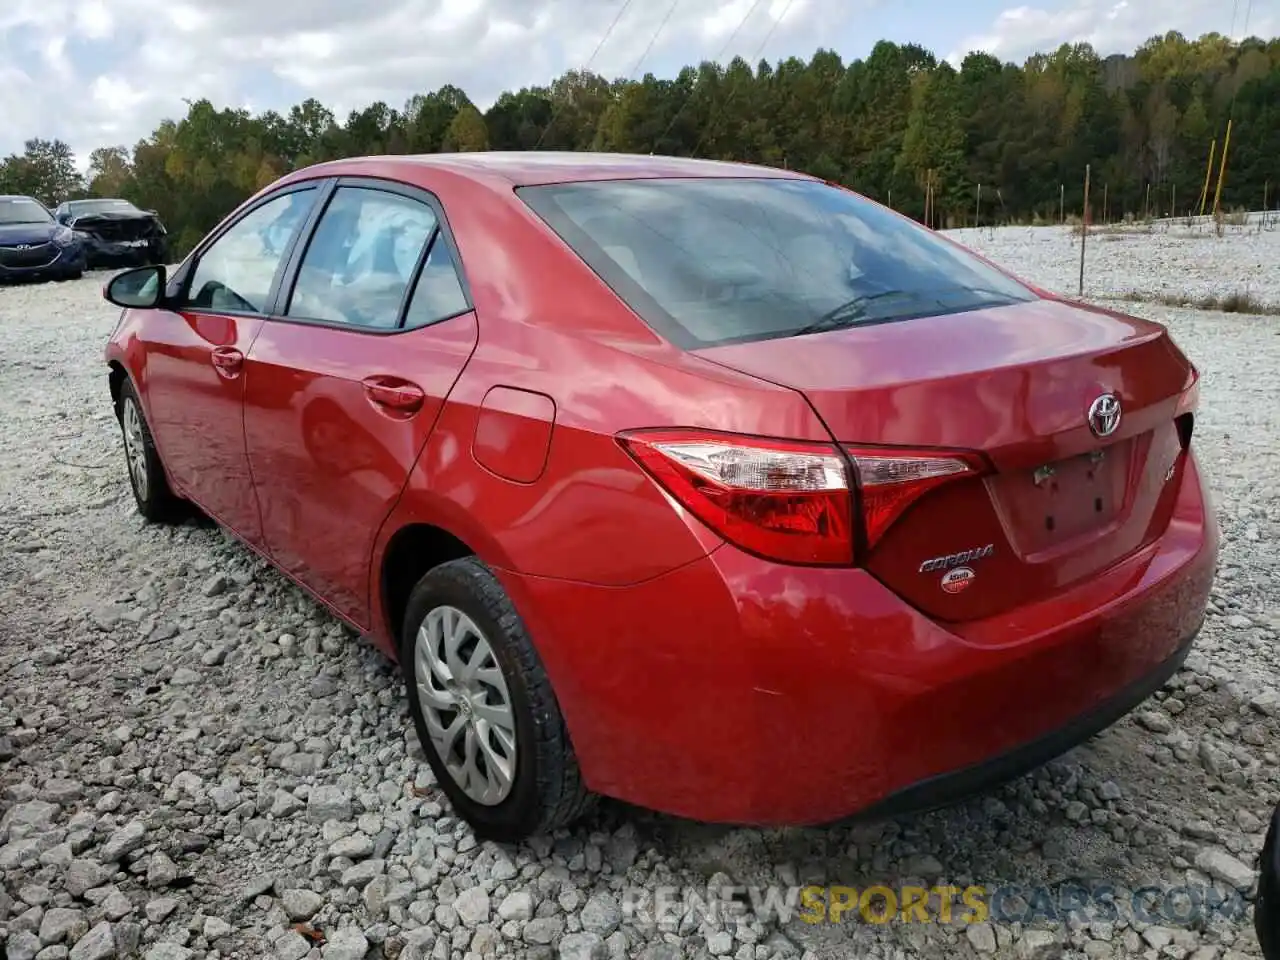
(101, 153), (1218, 841)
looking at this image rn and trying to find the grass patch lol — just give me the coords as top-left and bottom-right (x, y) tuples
(1116, 289), (1280, 315)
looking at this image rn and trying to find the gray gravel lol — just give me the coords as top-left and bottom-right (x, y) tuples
(947, 218), (1280, 308)
(1, 244), (1278, 960)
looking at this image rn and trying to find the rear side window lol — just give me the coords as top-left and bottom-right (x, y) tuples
(286, 186), (438, 329)
(518, 178), (1037, 349)
(403, 237), (468, 330)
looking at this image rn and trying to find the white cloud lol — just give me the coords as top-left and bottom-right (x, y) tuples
(73, 0), (114, 41)
(1, 0), (858, 165)
(949, 0), (1279, 65)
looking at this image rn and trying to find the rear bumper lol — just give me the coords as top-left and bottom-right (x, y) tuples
(501, 449), (1219, 825)
(850, 628), (1193, 822)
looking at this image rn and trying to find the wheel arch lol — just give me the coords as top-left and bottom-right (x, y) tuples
(107, 360), (129, 420)
(373, 495), (520, 655)
(106, 357), (185, 504)
(379, 522), (476, 652)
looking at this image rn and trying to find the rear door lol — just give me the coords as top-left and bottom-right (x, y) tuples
(242, 177), (477, 629)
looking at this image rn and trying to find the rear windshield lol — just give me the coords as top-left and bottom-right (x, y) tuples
(518, 177), (1037, 349)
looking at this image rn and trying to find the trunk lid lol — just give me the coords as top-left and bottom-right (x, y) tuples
(693, 297), (1196, 621)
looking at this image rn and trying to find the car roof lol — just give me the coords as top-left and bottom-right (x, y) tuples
(0, 195), (41, 201)
(293, 151), (817, 188)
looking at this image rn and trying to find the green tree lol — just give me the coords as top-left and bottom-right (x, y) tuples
(0, 139), (83, 203)
(86, 146), (133, 197)
(443, 105), (490, 152)
(12, 29), (1276, 260)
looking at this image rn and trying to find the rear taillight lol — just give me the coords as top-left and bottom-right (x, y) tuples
(617, 429), (853, 565)
(618, 429), (988, 566)
(843, 447), (986, 551)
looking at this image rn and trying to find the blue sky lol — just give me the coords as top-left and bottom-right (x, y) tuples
(1, 0), (1275, 166)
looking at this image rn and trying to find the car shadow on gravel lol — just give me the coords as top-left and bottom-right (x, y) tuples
(596, 674), (1276, 958)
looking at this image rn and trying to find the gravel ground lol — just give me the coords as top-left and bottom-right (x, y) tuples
(1, 232), (1278, 960)
(948, 218), (1280, 308)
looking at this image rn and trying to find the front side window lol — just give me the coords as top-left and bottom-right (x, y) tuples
(518, 178), (1037, 349)
(185, 188), (317, 314)
(286, 187), (437, 329)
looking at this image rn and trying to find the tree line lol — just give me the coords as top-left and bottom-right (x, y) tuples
(2, 30), (1277, 258)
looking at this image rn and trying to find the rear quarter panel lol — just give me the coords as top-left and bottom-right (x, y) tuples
(367, 169), (836, 636)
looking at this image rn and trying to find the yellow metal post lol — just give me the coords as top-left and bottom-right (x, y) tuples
(1199, 139), (1216, 217)
(1212, 119), (1233, 217)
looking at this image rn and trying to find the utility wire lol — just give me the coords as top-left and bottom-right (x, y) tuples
(1211, 0), (1253, 218)
(627, 0), (682, 80)
(653, 0), (771, 152)
(689, 0), (798, 159)
(1225, 0), (1254, 126)
(535, 0), (637, 149)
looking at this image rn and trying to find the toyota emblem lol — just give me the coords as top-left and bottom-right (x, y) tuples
(1088, 393), (1122, 438)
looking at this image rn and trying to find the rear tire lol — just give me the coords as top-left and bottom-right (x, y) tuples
(399, 557), (595, 842)
(117, 380), (186, 523)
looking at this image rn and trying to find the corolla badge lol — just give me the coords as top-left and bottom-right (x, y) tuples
(918, 543), (993, 574)
(1088, 393), (1122, 438)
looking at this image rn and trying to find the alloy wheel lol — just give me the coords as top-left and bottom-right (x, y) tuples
(121, 397), (149, 501)
(414, 605), (517, 805)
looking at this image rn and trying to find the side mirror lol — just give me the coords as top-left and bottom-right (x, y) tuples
(105, 265), (167, 309)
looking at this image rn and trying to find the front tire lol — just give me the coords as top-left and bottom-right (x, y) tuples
(117, 380), (185, 523)
(399, 557), (595, 842)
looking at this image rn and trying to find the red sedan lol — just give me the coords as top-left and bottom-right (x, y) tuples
(102, 153), (1217, 841)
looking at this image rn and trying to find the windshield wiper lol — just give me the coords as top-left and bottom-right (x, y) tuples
(792, 289), (918, 337)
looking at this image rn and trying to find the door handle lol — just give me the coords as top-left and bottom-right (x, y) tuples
(363, 376), (425, 414)
(211, 346), (244, 378)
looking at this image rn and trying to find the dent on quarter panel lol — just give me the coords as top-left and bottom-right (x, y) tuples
(472, 386), (556, 483)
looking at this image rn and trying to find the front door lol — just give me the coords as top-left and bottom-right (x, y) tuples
(243, 181), (477, 627)
(140, 185), (321, 545)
